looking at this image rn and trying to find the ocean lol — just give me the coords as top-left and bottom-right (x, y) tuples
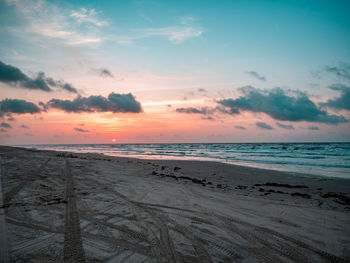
(23, 143), (350, 179)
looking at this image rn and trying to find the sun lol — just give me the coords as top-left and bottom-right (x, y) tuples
(112, 138), (116, 142)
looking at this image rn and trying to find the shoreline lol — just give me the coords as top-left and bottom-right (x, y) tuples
(1, 145), (349, 261)
(3, 145), (350, 211)
(9, 144), (350, 180)
(18, 144), (350, 180)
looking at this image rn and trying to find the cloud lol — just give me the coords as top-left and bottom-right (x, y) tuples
(201, 116), (215, 121)
(74, 127), (89, 132)
(276, 122), (295, 130)
(48, 92), (142, 113)
(1, 122), (12, 128)
(0, 98), (41, 114)
(176, 107), (210, 114)
(70, 8), (108, 27)
(1, 93), (142, 116)
(141, 26), (202, 43)
(217, 86), (348, 124)
(45, 76), (78, 93)
(198, 88), (206, 92)
(5, 0), (105, 46)
(7, 115), (15, 121)
(175, 106), (237, 116)
(308, 126), (320, 130)
(320, 84), (350, 111)
(0, 128), (6, 132)
(246, 71), (266, 81)
(0, 112), (16, 121)
(235, 125), (246, 130)
(0, 61), (77, 93)
(38, 102), (48, 111)
(93, 68), (114, 78)
(256, 122), (274, 130)
(20, 124), (30, 129)
(24, 132), (33, 136)
(324, 63), (350, 80)
(181, 16), (195, 25)
(139, 11), (152, 23)
(0, 60), (31, 86)
(115, 16), (202, 45)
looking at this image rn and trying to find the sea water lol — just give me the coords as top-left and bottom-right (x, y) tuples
(23, 143), (350, 179)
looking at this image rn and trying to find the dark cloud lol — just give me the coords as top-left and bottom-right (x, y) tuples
(235, 125), (246, 130)
(0, 60), (77, 93)
(320, 84), (350, 111)
(74, 127), (89, 132)
(45, 76), (78, 93)
(198, 88), (207, 92)
(276, 122), (295, 130)
(7, 115), (15, 121)
(201, 116), (215, 121)
(24, 132), (33, 136)
(38, 102), (48, 111)
(100, 69), (113, 78)
(176, 106), (238, 115)
(22, 72), (51, 91)
(324, 63), (350, 80)
(94, 68), (114, 78)
(217, 86), (347, 124)
(20, 124), (30, 129)
(176, 107), (209, 114)
(0, 60), (29, 85)
(0, 112), (15, 121)
(308, 126), (320, 130)
(246, 71), (266, 81)
(48, 92), (142, 113)
(1, 122), (12, 128)
(0, 128), (6, 132)
(256, 122), (274, 130)
(0, 98), (41, 114)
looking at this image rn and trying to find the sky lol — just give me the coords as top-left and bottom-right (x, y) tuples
(0, 0), (350, 144)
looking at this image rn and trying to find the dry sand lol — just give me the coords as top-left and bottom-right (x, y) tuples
(0, 146), (349, 262)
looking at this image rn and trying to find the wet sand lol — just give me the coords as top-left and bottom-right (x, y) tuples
(0, 146), (349, 262)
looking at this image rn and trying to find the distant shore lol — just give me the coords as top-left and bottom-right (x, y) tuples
(1, 145), (349, 262)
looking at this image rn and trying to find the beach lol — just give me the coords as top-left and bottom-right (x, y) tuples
(0, 146), (349, 262)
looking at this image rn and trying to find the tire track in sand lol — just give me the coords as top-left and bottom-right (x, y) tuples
(0, 157), (10, 263)
(110, 190), (181, 263)
(82, 174), (180, 263)
(3, 158), (50, 206)
(63, 159), (85, 263)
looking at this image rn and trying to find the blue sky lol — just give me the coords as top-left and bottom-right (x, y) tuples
(0, 0), (350, 143)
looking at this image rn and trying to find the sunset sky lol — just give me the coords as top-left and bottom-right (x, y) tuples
(0, 0), (350, 144)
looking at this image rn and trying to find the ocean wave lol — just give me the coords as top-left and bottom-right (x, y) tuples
(23, 142), (350, 178)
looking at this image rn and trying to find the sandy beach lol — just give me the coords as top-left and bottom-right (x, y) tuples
(0, 145), (349, 262)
